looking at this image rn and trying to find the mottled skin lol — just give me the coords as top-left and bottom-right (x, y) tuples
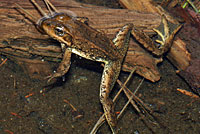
(38, 13), (132, 130)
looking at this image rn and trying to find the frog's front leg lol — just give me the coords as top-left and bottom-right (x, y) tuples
(47, 49), (72, 82)
(100, 60), (121, 130)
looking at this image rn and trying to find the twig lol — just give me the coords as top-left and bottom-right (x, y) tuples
(119, 80), (169, 132)
(15, 3), (38, 22)
(25, 93), (34, 98)
(64, 99), (77, 111)
(117, 79), (144, 118)
(182, 0), (200, 13)
(0, 58), (7, 67)
(117, 79), (143, 113)
(177, 88), (199, 99)
(117, 79), (152, 114)
(4, 129), (14, 134)
(90, 68), (137, 134)
(10, 112), (22, 118)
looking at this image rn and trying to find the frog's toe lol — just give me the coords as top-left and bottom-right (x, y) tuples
(45, 74), (55, 83)
(153, 15), (169, 49)
(46, 72), (62, 83)
(153, 15), (182, 53)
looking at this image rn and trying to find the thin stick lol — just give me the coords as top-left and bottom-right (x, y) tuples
(113, 67), (136, 102)
(44, 0), (53, 15)
(117, 79), (144, 118)
(90, 68), (138, 134)
(91, 78), (149, 134)
(177, 88), (199, 99)
(118, 80), (153, 116)
(15, 3), (38, 22)
(0, 58), (7, 67)
(64, 99), (77, 111)
(31, 0), (47, 16)
(117, 79), (142, 113)
(119, 80), (161, 129)
(44, 0), (58, 12)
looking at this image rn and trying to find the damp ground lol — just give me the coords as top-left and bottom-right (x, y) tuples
(0, 0), (199, 134)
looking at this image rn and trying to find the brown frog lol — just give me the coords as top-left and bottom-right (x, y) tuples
(27, 0), (132, 132)
(16, 0), (182, 133)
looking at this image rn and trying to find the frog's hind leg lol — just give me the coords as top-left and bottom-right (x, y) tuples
(100, 60), (121, 132)
(131, 15), (182, 56)
(100, 24), (132, 132)
(112, 23), (133, 58)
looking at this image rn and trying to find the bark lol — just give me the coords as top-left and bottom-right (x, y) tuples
(119, 0), (200, 94)
(0, 0), (161, 82)
(1, 0), (199, 92)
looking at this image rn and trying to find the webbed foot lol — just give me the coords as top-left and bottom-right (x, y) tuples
(153, 15), (182, 55)
(46, 71), (64, 83)
(131, 15), (182, 56)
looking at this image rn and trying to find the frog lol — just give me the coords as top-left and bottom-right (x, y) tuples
(16, 0), (182, 133)
(27, 0), (133, 132)
(42, 12), (132, 131)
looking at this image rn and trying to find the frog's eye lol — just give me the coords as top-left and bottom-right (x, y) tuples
(54, 26), (65, 37)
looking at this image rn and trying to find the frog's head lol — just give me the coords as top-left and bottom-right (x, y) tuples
(38, 13), (75, 45)
(17, 0), (76, 46)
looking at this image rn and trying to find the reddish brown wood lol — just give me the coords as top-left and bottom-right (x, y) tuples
(1, 0), (198, 89)
(0, 0), (162, 82)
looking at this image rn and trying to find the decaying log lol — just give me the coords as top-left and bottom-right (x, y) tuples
(0, 0), (161, 40)
(119, 0), (158, 13)
(0, 36), (161, 82)
(167, 38), (191, 70)
(119, 0), (200, 94)
(0, 0), (199, 93)
(0, 0), (161, 82)
(119, 0), (179, 24)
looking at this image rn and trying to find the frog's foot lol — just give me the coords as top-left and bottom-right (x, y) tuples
(102, 98), (117, 133)
(46, 49), (72, 83)
(153, 15), (169, 49)
(46, 71), (65, 82)
(131, 15), (182, 56)
(153, 15), (182, 54)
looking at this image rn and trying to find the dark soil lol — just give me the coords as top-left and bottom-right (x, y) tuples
(0, 0), (199, 134)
